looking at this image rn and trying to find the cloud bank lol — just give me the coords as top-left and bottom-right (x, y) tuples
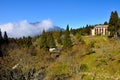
(0, 19), (54, 38)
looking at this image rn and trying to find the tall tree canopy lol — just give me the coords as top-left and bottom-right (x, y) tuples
(39, 30), (56, 51)
(4, 31), (9, 44)
(117, 18), (120, 34)
(63, 25), (72, 49)
(57, 30), (63, 45)
(0, 30), (3, 47)
(47, 32), (56, 48)
(39, 30), (47, 50)
(108, 11), (120, 36)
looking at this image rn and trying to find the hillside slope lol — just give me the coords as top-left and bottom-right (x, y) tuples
(1, 35), (120, 80)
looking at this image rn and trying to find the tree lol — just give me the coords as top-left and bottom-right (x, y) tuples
(0, 29), (3, 47)
(4, 31), (8, 44)
(57, 30), (62, 44)
(104, 21), (108, 25)
(76, 33), (84, 44)
(63, 25), (72, 49)
(108, 11), (119, 36)
(39, 30), (48, 50)
(70, 28), (76, 35)
(84, 25), (91, 35)
(47, 32), (56, 48)
(26, 36), (32, 48)
(117, 18), (120, 35)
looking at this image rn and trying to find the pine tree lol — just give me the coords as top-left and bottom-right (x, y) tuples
(117, 18), (120, 35)
(0, 29), (3, 47)
(63, 25), (72, 49)
(4, 31), (8, 44)
(70, 28), (76, 35)
(108, 11), (119, 36)
(57, 30), (62, 44)
(47, 32), (56, 48)
(104, 21), (108, 25)
(26, 36), (32, 48)
(39, 30), (48, 50)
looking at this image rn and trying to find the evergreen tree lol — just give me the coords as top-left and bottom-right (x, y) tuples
(47, 32), (56, 48)
(26, 36), (32, 48)
(117, 18), (120, 35)
(104, 21), (108, 25)
(39, 30), (45, 48)
(57, 30), (62, 44)
(108, 11), (119, 36)
(63, 25), (72, 49)
(70, 28), (76, 35)
(4, 31), (8, 44)
(85, 25), (90, 35)
(0, 29), (3, 47)
(39, 30), (48, 50)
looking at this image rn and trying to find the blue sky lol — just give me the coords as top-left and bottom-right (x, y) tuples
(0, 0), (120, 29)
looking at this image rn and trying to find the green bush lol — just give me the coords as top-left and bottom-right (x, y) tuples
(80, 64), (88, 72)
(88, 41), (95, 48)
(47, 63), (70, 79)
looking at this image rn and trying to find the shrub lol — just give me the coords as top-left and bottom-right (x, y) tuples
(86, 48), (95, 55)
(80, 64), (88, 72)
(76, 33), (85, 44)
(47, 63), (70, 79)
(88, 41), (95, 48)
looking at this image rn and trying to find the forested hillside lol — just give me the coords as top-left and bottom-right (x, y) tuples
(0, 11), (120, 80)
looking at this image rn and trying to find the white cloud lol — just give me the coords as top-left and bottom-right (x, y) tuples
(0, 19), (54, 38)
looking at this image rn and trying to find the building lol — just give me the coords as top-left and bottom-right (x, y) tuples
(91, 25), (109, 35)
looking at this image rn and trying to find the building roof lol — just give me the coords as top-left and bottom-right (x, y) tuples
(94, 25), (108, 28)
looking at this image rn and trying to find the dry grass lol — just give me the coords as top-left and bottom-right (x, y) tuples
(1, 35), (120, 80)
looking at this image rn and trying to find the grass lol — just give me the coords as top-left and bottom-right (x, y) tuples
(1, 35), (120, 80)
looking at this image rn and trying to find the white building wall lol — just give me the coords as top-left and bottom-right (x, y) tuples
(91, 25), (108, 36)
(103, 28), (106, 35)
(91, 29), (95, 35)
